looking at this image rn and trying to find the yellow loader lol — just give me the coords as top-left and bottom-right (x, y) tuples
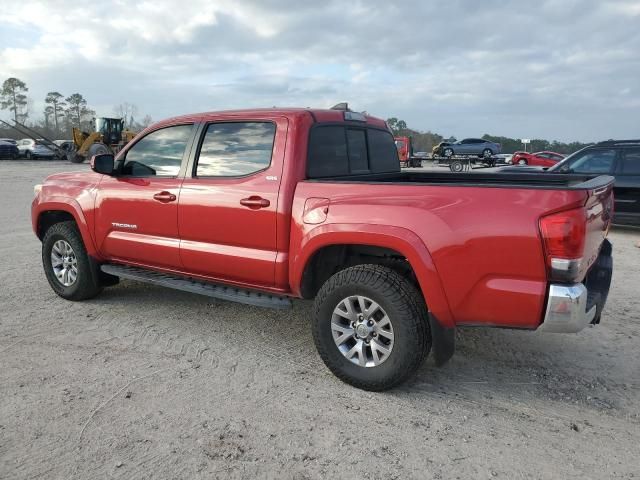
(69, 117), (137, 163)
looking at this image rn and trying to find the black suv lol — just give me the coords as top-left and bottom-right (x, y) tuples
(503, 140), (640, 226)
(548, 140), (640, 226)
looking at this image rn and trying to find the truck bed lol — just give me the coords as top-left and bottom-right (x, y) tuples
(308, 170), (614, 190)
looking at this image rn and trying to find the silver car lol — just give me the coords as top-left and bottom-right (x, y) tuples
(17, 139), (56, 159)
(441, 138), (502, 159)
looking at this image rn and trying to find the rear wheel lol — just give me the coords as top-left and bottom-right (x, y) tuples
(312, 265), (430, 391)
(25, 150), (32, 160)
(42, 221), (103, 301)
(450, 160), (464, 172)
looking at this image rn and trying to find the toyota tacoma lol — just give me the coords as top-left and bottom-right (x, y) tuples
(32, 105), (614, 390)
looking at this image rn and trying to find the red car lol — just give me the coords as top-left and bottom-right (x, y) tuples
(512, 150), (565, 167)
(32, 106), (614, 390)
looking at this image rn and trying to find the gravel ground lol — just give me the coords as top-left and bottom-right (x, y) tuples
(1, 160), (639, 479)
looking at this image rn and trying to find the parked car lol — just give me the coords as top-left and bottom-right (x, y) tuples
(549, 141), (640, 226)
(512, 151), (565, 167)
(494, 153), (513, 164)
(54, 140), (76, 160)
(0, 138), (17, 145)
(501, 140), (640, 226)
(435, 138), (501, 159)
(17, 138), (56, 159)
(32, 106), (614, 391)
(0, 139), (19, 159)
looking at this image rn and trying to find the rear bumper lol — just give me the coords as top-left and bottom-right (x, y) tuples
(538, 239), (612, 333)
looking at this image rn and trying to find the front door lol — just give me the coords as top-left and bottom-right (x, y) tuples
(94, 123), (196, 269)
(178, 118), (287, 287)
(614, 147), (640, 225)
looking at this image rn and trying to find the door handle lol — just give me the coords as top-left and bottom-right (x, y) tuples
(153, 191), (177, 203)
(240, 196), (270, 209)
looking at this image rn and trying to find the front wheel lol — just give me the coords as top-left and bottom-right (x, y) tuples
(312, 265), (430, 391)
(42, 221), (103, 301)
(25, 150), (32, 160)
(518, 158), (527, 165)
(443, 148), (453, 158)
(482, 148), (493, 159)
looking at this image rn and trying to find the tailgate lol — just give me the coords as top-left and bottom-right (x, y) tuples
(581, 181), (614, 279)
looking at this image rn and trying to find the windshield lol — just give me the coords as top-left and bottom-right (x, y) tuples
(549, 148), (616, 173)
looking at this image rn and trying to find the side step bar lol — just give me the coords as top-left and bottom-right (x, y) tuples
(100, 264), (292, 309)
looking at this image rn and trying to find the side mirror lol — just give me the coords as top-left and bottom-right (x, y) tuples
(90, 153), (115, 175)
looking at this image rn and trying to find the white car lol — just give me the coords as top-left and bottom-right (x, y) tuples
(17, 139), (56, 159)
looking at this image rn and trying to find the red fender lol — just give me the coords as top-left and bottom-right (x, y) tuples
(32, 196), (102, 259)
(290, 223), (455, 328)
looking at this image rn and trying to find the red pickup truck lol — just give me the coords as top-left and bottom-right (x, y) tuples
(32, 106), (614, 390)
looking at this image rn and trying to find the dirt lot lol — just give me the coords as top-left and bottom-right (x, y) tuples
(1, 160), (639, 479)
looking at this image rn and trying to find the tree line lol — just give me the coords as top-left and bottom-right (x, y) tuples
(387, 117), (592, 155)
(0, 77), (153, 140)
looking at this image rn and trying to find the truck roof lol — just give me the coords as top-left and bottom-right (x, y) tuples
(152, 108), (389, 130)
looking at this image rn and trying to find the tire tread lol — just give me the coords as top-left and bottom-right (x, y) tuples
(42, 221), (102, 301)
(312, 264), (430, 391)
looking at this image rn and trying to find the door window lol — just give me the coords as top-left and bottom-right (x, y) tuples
(565, 149), (616, 174)
(620, 149), (640, 175)
(195, 122), (276, 177)
(121, 124), (193, 177)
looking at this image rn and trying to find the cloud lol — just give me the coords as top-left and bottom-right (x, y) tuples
(0, 0), (638, 141)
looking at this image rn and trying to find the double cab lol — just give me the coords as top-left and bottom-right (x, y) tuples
(32, 106), (614, 390)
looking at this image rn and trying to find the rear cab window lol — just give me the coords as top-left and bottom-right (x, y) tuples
(307, 124), (399, 178)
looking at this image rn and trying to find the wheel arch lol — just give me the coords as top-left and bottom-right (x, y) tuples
(292, 224), (455, 327)
(33, 198), (100, 258)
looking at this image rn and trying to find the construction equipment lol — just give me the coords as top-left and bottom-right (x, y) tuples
(69, 117), (137, 163)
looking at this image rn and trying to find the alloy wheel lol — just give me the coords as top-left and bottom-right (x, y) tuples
(331, 295), (395, 367)
(50, 239), (78, 286)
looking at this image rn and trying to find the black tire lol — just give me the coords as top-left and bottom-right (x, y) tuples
(443, 147), (453, 158)
(482, 148), (493, 159)
(450, 160), (464, 172)
(25, 150), (32, 160)
(68, 151), (85, 163)
(312, 264), (430, 391)
(42, 221), (103, 301)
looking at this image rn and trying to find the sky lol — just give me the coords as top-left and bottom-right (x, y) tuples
(0, 0), (639, 142)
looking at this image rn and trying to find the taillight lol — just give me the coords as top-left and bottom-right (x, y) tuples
(539, 207), (586, 282)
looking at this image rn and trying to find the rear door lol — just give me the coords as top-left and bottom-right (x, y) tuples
(613, 147), (640, 225)
(177, 117), (287, 287)
(94, 123), (196, 269)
